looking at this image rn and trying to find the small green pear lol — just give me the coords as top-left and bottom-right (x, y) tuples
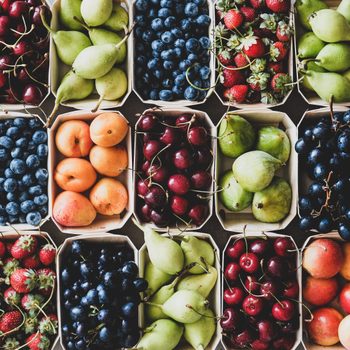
(180, 236), (215, 274)
(256, 126), (291, 163)
(252, 177), (292, 223)
(184, 309), (217, 350)
(338, 0), (350, 22)
(218, 114), (256, 158)
(314, 43), (350, 72)
(104, 4), (129, 32)
(59, 0), (84, 31)
(295, 0), (328, 29)
(81, 0), (113, 27)
(298, 32), (325, 59)
(136, 319), (183, 350)
(144, 261), (172, 296)
(301, 61), (326, 91)
(344, 69), (350, 81)
(232, 151), (282, 192)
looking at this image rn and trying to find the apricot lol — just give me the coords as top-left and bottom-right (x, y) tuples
(53, 191), (96, 227)
(55, 120), (93, 158)
(90, 112), (128, 147)
(89, 178), (128, 216)
(89, 145), (128, 177)
(54, 158), (97, 192)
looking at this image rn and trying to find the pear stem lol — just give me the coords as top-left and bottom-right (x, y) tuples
(73, 16), (90, 31)
(40, 10), (54, 34)
(45, 102), (59, 128)
(91, 94), (104, 113)
(115, 21), (136, 51)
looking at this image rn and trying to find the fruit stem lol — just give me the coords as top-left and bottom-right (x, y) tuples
(73, 16), (90, 31)
(45, 102), (59, 128)
(40, 10), (53, 34)
(91, 94), (104, 113)
(16, 331), (40, 350)
(115, 21), (136, 51)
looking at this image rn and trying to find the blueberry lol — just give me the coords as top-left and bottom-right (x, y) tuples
(19, 215), (26, 223)
(98, 287), (111, 304)
(0, 177), (4, 191)
(28, 185), (43, 196)
(28, 118), (41, 129)
(85, 289), (98, 304)
(338, 131), (350, 152)
(153, 69), (164, 80)
(142, 30), (154, 42)
(11, 148), (23, 159)
(27, 141), (36, 152)
(186, 38), (200, 53)
(175, 3), (184, 14)
(0, 136), (13, 149)
(184, 86), (199, 101)
(151, 18), (163, 31)
(171, 28), (182, 38)
(4, 168), (14, 178)
(188, 53), (198, 63)
(158, 8), (171, 18)
(299, 216), (314, 231)
(163, 60), (175, 70)
(135, 15), (147, 27)
(71, 241), (86, 256)
(295, 138), (310, 154)
(6, 202), (20, 216)
(164, 16), (176, 28)
(20, 200), (36, 214)
(0, 148), (7, 162)
(38, 205), (48, 218)
(339, 221), (350, 241)
(6, 127), (19, 139)
(135, 42), (145, 54)
(121, 302), (137, 318)
(97, 309), (113, 324)
(135, 0), (148, 11)
(160, 0), (173, 7)
(185, 3), (199, 17)
(35, 168), (48, 184)
(175, 38), (186, 48)
(199, 66), (210, 80)
(99, 327), (112, 343)
(172, 85), (185, 96)
(26, 154), (40, 169)
(4, 178), (17, 193)
(0, 216), (6, 226)
(318, 215), (333, 233)
(196, 14), (211, 26)
(307, 148), (325, 166)
(147, 58), (160, 71)
(162, 78), (173, 89)
(80, 261), (94, 279)
(151, 39), (165, 52)
(33, 194), (48, 206)
(312, 122), (330, 140)
(26, 211), (42, 226)
(19, 192), (30, 202)
(161, 31), (175, 44)
(122, 261), (138, 277)
(9, 159), (26, 175)
(6, 192), (17, 202)
(32, 130), (47, 145)
(180, 18), (192, 31)
(136, 55), (147, 67)
(159, 89), (173, 101)
(22, 174), (35, 187)
(133, 278), (148, 292)
(313, 163), (328, 180)
(8, 215), (18, 224)
(344, 110), (350, 124)
(70, 306), (87, 322)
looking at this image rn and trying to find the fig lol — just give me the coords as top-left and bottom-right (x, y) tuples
(219, 170), (253, 212)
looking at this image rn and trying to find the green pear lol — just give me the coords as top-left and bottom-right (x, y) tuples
(344, 69), (350, 81)
(59, 0), (84, 31)
(92, 68), (128, 112)
(144, 261), (172, 296)
(232, 151), (282, 192)
(218, 114), (256, 158)
(177, 265), (218, 298)
(338, 0), (350, 22)
(136, 319), (183, 350)
(184, 309), (217, 350)
(303, 70), (350, 102)
(309, 9), (350, 42)
(81, 0), (113, 27)
(256, 126), (291, 163)
(180, 236), (214, 274)
(298, 32), (325, 59)
(314, 43), (350, 72)
(295, 0), (328, 29)
(219, 170), (253, 212)
(104, 4), (129, 32)
(134, 220), (184, 275)
(252, 177), (292, 223)
(301, 61), (326, 91)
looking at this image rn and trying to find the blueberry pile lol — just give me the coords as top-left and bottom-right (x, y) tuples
(0, 117), (48, 227)
(60, 240), (147, 349)
(295, 110), (350, 240)
(134, 0), (212, 102)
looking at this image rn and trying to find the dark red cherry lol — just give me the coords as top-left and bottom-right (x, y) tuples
(272, 300), (295, 322)
(194, 147), (212, 169)
(139, 203), (151, 222)
(176, 114), (195, 132)
(0, 16), (10, 36)
(187, 126), (208, 146)
(188, 204), (208, 226)
(150, 209), (171, 227)
(191, 170), (212, 190)
(251, 339), (270, 350)
(239, 253), (259, 273)
(249, 239), (270, 256)
(0, 55), (13, 70)
(220, 308), (240, 331)
(160, 127), (179, 145)
(139, 113), (158, 131)
(137, 178), (150, 197)
(143, 140), (162, 161)
(168, 174), (190, 195)
(282, 280), (299, 299)
(169, 195), (188, 216)
(233, 330), (253, 347)
(9, 1), (30, 18)
(22, 84), (42, 105)
(224, 262), (241, 282)
(0, 71), (6, 88)
(13, 41), (32, 56)
(226, 239), (245, 260)
(267, 256), (288, 278)
(272, 336), (295, 350)
(274, 237), (295, 257)
(257, 320), (275, 342)
(260, 280), (280, 300)
(146, 165), (169, 183)
(245, 275), (259, 293)
(223, 287), (245, 306)
(144, 186), (167, 209)
(242, 295), (264, 316)
(173, 148), (193, 169)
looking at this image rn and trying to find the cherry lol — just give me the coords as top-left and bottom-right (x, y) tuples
(280, 320), (298, 334)
(194, 146), (212, 169)
(0, 16), (10, 36)
(266, 256), (288, 278)
(220, 308), (240, 330)
(187, 126), (208, 146)
(17, 67), (30, 81)
(33, 34), (49, 52)
(139, 203), (151, 222)
(224, 262), (241, 282)
(242, 295), (264, 316)
(143, 140), (162, 161)
(282, 280), (299, 299)
(257, 320), (275, 342)
(251, 339), (270, 350)
(4, 88), (18, 103)
(0, 71), (6, 88)
(239, 253), (259, 273)
(146, 165), (169, 183)
(233, 330), (253, 347)
(272, 300), (295, 321)
(144, 186), (167, 209)
(226, 239), (245, 260)
(0, 55), (12, 70)
(12, 22), (25, 38)
(191, 170), (212, 190)
(169, 195), (188, 216)
(223, 287), (244, 305)
(173, 148), (193, 169)
(142, 160), (151, 173)
(160, 127), (179, 145)
(139, 113), (158, 131)
(274, 237), (295, 257)
(137, 178), (150, 197)
(13, 41), (32, 56)
(250, 239), (270, 256)
(188, 204), (208, 226)
(244, 275), (260, 293)
(32, 5), (46, 26)
(260, 280), (280, 300)
(26, 0), (40, 5)
(168, 174), (190, 195)
(9, 1), (30, 18)
(176, 114), (194, 132)
(272, 336), (295, 350)
(22, 84), (42, 105)
(150, 209), (170, 227)
(0, 0), (12, 11)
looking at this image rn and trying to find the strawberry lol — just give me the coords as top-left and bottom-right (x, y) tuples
(268, 61), (284, 74)
(221, 66), (245, 88)
(39, 244), (56, 266)
(4, 287), (21, 305)
(3, 257), (20, 277)
(26, 333), (50, 350)
(241, 36), (265, 58)
(6, 242), (14, 254)
(271, 73), (292, 94)
(218, 50), (233, 66)
(224, 85), (249, 103)
(250, 0), (265, 9)
(37, 268), (55, 296)
(234, 53), (249, 67)
(39, 314), (58, 335)
(270, 42), (288, 62)
(24, 315), (38, 335)
(240, 6), (256, 22)
(276, 20), (292, 42)
(11, 235), (37, 259)
(0, 311), (22, 333)
(224, 9), (244, 30)
(266, 0), (289, 13)
(10, 268), (37, 293)
(23, 255), (40, 269)
(3, 337), (20, 349)
(247, 72), (270, 91)
(21, 294), (45, 314)
(250, 58), (267, 73)
(0, 241), (6, 258)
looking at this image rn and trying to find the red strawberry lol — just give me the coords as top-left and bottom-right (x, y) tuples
(268, 61), (284, 74)
(223, 85), (249, 103)
(224, 9), (244, 30)
(266, 0), (289, 12)
(221, 66), (245, 88)
(6, 242), (14, 253)
(0, 241), (6, 257)
(10, 268), (37, 293)
(250, 0), (265, 9)
(39, 244), (56, 266)
(11, 235), (37, 259)
(3, 257), (20, 277)
(26, 333), (50, 350)
(37, 268), (56, 296)
(234, 53), (249, 68)
(247, 72), (270, 91)
(270, 42), (288, 62)
(4, 287), (21, 305)
(23, 255), (40, 269)
(271, 73), (292, 94)
(276, 21), (292, 42)
(218, 50), (233, 66)
(241, 36), (265, 58)
(0, 311), (22, 333)
(21, 293), (45, 313)
(39, 314), (58, 335)
(240, 6), (256, 22)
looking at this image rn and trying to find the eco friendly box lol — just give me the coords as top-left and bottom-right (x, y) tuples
(215, 109), (298, 232)
(48, 110), (133, 234)
(138, 231), (221, 350)
(221, 232), (302, 350)
(133, 107), (216, 232)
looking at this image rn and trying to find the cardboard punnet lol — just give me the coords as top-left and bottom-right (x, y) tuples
(138, 231), (221, 350)
(0, 111), (50, 231)
(49, 0), (132, 110)
(48, 110), (133, 234)
(221, 232), (302, 350)
(133, 107), (216, 231)
(131, 0), (216, 107)
(215, 109), (298, 232)
(57, 233), (138, 350)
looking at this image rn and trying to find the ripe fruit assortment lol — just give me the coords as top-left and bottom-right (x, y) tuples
(60, 238), (147, 349)
(0, 234), (57, 350)
(0, 116), (48, 227)
(215, 0), (292, 105)
(295, 109), (350, 239)
(218, 113), (292, 223)
(136, 223), (217, 350)
(296, 0), (350, 103)
(133, 0), (212, 102)
(302, 238), (350, 348)
(222, 235), (300, 349)
(52, 112), (129, 229)
(135, 111), (213, 228)
(0, 0), (49, 105)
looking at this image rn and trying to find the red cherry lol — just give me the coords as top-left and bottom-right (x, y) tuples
(0, 71), (6, 88)
(9, 1), (30, 18)
(274, 237), (295, 257)
(267, 256), (288, 278)
(0, 0), (12, 11)
(251, 339), (270, 350)
(22, 84), (42, 105)
(272, 300), (295, 321)
(150, 209), (171, 227)
(137, 178), (150, 197)
(173, 148), (193, 169)
(144, 186), (167, 209)
(146, 165), (169, 183)
(143, 140), (162, 161)
(220, 308), (240, 330)
(224, 262), (241, 282)
(226, 239), (245, 260)
(175, 114), (194, 132)
(169, 195), (188, 216)
(223, 287), (245, 305)
(233, 330), (253, 347)
(239, 253), (259, 273)
(13, 41), (32, 56)
(260, 280), (280, 300)
(242, 295), (264, 316)
(168, 174), (190, 195)
(160, 127), (179, 145)
(32, 5), (46, 26)
(244, 275), (260, 293)
(249, 239), (270, 256)
(188, 204), (208, 226)
(191, 170), (212, 190)
(139, 113), (158, 131)
(139, 203), (151, 222)
(141, 160), (151, 173)
(0, 55), (12, 70)
(257, 320), (275, 342)
(282, 280), (299, 299)
(187, 126), (208, 146)
(0, 16), (10, 36)
(194, 146), (213, 169)
(272, 336), (295, 350)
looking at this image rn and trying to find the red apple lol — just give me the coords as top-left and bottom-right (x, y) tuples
(340, 243), (350, 281)
(307, 307), (343, 346)
(303, 239), (344, 278)
(340, 283), (350, 313)
(303, 276), (338, 306)
(339, 315), (350, 350)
